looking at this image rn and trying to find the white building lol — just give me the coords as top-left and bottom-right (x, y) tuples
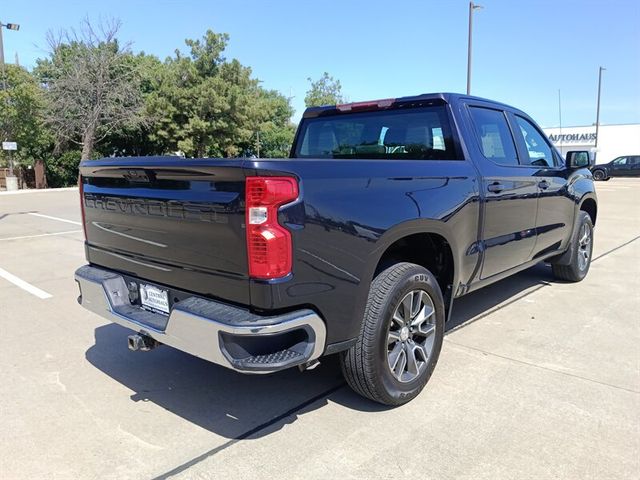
(542, 123), (640, 165)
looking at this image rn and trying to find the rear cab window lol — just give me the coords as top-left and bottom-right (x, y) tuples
(293, 104), (460, 160)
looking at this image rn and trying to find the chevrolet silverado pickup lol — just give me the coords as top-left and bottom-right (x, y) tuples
(75, 93), (597, 406)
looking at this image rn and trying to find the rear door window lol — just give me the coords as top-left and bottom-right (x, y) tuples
(468, 107), (519, 166)
(512, 115), (556, 167)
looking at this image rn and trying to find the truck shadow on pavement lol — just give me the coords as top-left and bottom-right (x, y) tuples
(85, 262), (556, 439)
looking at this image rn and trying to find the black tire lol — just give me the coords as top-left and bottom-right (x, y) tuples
(592, 169), (606, 181)
(339, 262), (445, 406)
(552, 211), (594, 282)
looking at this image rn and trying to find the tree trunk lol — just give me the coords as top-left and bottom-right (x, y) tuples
(81, 127), (95, 160)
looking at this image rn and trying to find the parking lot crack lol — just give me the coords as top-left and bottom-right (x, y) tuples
(150, 382), (346, 479)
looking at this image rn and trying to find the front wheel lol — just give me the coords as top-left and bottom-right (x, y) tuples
(552, 211), (594, 282)
(592, 169), (606, 181)
(340, 263), (445, 406)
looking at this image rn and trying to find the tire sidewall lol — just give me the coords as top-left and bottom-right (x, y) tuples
(370, 265), (445, 404)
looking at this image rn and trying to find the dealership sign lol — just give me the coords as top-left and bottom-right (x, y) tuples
(548, 132), (597, 144)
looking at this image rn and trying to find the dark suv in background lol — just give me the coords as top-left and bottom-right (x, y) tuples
(591, 155), (640, 180)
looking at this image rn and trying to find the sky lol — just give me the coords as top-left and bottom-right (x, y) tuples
(2, 0), (639, 127)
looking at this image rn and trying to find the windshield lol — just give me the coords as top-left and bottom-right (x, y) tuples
(293, 105), (459, 160)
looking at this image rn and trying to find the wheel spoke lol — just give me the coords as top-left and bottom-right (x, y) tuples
(414, 322), (436, 338)
(579, 225), (589, 245)
(411, 304), (434, 328)
(405, 343), (419, 375)
(392, 311), (405, 327)
(388, 342), (404, 376)
(388, 330), (401, 345)
(414, 343), (429, 362)
(401, 292), (414, 323)
(411, 291), (424, 318)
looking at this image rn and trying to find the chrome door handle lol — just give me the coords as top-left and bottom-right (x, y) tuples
(487, 182), (504, 193)
(538, 180), (550, 190)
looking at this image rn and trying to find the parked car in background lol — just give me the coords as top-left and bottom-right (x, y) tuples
(591, 155), (640, 180)
(74, 93), (597, 406)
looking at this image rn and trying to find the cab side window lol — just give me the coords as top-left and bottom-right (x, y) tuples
(613, 157), (628, 165)
(513, 115), (555, 167)
(469, 107), (519, 166)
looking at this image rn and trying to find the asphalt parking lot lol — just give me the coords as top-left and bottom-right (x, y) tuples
(1, 179), (639, 480)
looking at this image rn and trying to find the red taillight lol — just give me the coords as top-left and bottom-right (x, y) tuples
(78, 175), (87, 239)
(245, 176), (298, 279)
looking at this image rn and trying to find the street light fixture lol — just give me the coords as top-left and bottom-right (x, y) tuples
(466, 2), (483, 95)
(0, 21), (21, 75)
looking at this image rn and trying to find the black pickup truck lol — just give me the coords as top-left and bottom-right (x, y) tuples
(75, 93), (597, 405)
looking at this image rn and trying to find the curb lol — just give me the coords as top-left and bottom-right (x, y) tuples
(0, 187), (79, 196)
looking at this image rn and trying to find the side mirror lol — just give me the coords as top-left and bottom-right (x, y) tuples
(566, 150), (593, 169)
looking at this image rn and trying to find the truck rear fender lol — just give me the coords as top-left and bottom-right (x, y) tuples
(355, 219), (461, 323)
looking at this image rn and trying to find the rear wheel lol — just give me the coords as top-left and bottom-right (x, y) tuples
(592, 169), (606, 181)
(340, 262), (445, 406)
(552, 211), (593, 282)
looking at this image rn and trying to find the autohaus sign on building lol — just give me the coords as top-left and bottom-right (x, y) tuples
(543, 123), (640, 165)
(548, 132), (597, 143)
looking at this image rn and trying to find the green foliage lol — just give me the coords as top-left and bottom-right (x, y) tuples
(145, 30), (295, 158)
(3, 22), (302, 190)
(0, 65), (52, 168)
(45, 150), (82, 187)
(304, 72), (345, 107)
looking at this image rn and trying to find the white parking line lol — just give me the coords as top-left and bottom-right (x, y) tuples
(0, 267), (52, 299)
(28, 212), (82, 226)
(0, 230), (83, 242)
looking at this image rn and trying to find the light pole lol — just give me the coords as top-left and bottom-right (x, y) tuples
(0, 21), (20, 182)
(594, 66), (606, 156)
(466, 2), (483, 95)
(0, 22), (20, 91)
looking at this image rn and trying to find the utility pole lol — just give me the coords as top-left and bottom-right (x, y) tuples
(0, 22), (6, 92)
(466, 2), (483, 95)
(256, 130), (261, 158)
(0, 21), (20, 185)
(0, 21), (19, 91)
(558, 89), (562, 155)
(594, 66), (606, 154)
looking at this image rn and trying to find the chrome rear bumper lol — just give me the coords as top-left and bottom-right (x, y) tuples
(74, 265), (326, 373)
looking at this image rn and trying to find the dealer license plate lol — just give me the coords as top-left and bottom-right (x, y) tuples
(139, 283), (170, 314)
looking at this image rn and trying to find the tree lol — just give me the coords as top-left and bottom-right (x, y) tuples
(36, 18), (146, 160)
(251, 89), (296, 158)
(304, 72), (344, 107)
(145, 30), (295, 158)
(0, 64), (52, 169)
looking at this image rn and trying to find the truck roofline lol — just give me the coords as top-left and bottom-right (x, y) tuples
(301, 92), (519, 119)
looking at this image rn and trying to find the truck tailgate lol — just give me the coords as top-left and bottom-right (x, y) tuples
(79, 158), (249, 305)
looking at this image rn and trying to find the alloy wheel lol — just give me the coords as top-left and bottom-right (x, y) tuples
(387, 290), (436, 383)
(577, 223), (592, 271)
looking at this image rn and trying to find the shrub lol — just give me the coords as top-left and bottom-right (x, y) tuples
(45, 151), (82, 187)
